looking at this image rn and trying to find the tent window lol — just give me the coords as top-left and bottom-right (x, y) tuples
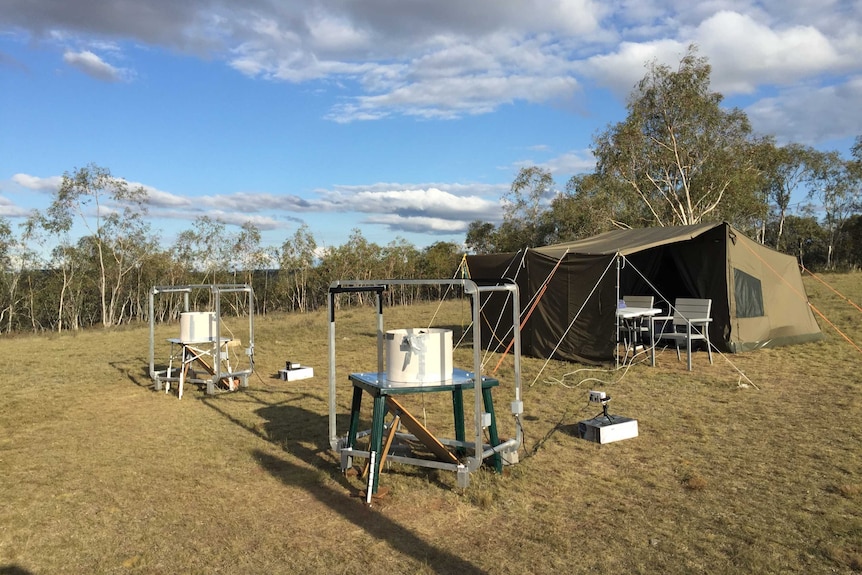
(734, 268), (764, 318)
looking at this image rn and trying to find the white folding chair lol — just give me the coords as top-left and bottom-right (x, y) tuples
(651, 298), (713, 371)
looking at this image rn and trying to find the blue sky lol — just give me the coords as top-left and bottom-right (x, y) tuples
(2, 0), (861, 254)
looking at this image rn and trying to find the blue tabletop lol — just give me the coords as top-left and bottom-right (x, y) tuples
(349, 368), (499, 395)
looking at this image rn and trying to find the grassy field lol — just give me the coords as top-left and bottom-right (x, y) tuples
(1, 273), (861, 575)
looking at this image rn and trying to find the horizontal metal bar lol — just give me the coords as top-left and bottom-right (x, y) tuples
(339, 448), (461, 472)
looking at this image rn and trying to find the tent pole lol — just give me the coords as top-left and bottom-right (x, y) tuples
(615, 255), (621, 369)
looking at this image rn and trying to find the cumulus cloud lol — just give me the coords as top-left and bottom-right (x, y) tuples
(512, 149), (597, 177)
(201, 211), (287, 231)
(196, 192), (314, 213)
(11, 173), (62, 192)
(139, 186), (192, 209)
(62, 49), (127, 81)
(139, 183), (504, 236)
(746, 76), (862, 144)
(695, 11), (846, 94)
(316, 184), (504, 234)
(0, 194), (32, 218)
(364, 213), (476, 235)
(6, 0), (862, 129)
(322, 185), (499, 216)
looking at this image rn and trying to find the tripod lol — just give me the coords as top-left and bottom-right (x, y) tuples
(593, 397), (614, 423)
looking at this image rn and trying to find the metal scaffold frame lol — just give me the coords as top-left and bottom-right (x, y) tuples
(327, 278), (523, 489)
(148, 284), (255, 397)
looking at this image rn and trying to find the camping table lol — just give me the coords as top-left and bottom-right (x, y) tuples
(616, 307), (661, 360)
(165, 337), (233, 399)
(346, 368), (502, 495)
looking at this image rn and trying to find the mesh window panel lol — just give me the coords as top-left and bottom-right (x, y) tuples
(733, 268), (764, 318)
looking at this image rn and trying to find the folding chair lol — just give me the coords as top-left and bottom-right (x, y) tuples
(651, 298), (713, 371)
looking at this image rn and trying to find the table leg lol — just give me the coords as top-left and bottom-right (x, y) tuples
(179, 346), (188, 400)
(451, 388), (465, 456)
(650, 318), (657, 367)
(482, 387), (502, 473)
(346, 386), (364, 450)
(367, 394), (387, 495)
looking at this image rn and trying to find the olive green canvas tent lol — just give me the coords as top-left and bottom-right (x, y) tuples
(465, 222), (822, 364)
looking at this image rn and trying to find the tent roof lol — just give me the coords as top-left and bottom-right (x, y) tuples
(532, 222), (724, 258)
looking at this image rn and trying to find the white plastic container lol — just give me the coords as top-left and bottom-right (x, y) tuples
(180, 311), (216, 343)
(384, 328), (453, 386)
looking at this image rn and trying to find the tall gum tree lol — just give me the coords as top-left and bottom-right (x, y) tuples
(761, 142), (819, 250)
(808, 149), (861, 269)
(42, 163), (152, 328)
(593, 45), (764, 228)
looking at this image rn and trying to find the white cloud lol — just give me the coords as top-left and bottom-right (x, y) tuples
(329, 71), (579, 122)
(197, 192), (314, 213)
(0, 194), (32, 218)
(62, 49), (127, 81)
(695, 11), (846, 94)
(202, 211), (285, 231)
(8, 0), (861, 129)
(746, 76), (862, 144)
(528, 150), (597, 176)
(364, 213), (475, 235)
(578, 39), (689, 97)
(11, 173), (62, 192)
(138, 186), (191, 209)
(321, 186), (500, 221)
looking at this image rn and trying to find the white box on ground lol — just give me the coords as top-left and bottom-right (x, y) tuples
(279, 366), (314, 381)
(578, 416), (638, 444)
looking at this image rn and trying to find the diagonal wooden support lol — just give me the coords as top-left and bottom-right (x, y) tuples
(362, 415), (400, 479)
(385, 397), (458, 465)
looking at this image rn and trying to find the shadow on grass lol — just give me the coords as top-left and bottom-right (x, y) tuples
(200, 388), (351, 485)
(0, 565), (34, 575)
(253, 449), (488, 575)
(108, 358), (152, 389)
(257, 390), (473, 491)
(201, 389), (489, 573)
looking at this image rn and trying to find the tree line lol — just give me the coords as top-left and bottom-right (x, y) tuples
(0, 185), (466, 333)
(1, 45), (859, 334)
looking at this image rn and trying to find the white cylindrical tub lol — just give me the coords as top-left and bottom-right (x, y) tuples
(384, 328), (453, 386)
(180, 311), (216, 343)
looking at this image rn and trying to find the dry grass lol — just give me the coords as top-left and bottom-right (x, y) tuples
(1, 273), (861, 574)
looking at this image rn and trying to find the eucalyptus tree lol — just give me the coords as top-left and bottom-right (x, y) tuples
(592, 45), (765, 227)
(6, 218), (50, 332)
(4, 227), (45, 333)
(172, 216), (232, 286)
(837, 214), (862, 268)
(551, 173), (642, 241)
(318, 229), (382, 307)
(760, 142), (819, 250)
(780, 214), (828, 270)
(0, 217), (14, 332)
(25, 201), (77, 331)
(465, 220), (498, 254)
(35, 164), (152, 328)
(381, 237), (420, 305)
(414, 240), (462, 302)
(280, 223), (317, 313)
(497, 166), (558, 250)
(419, 241), (461, 279)
(808, 150), (861, 269)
